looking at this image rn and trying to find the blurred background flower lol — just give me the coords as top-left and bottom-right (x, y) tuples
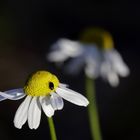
(0, 0), (139, 140)
(47, 29), (130, 87)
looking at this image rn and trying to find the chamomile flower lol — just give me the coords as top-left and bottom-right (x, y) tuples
(47, 28), (130, 87)
(0, 71), (89, 129)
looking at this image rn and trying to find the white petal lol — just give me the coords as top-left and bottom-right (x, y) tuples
(56, 87), (89, 106)
(107, 72), (119, 87)
(47, 39), (83, 63)
(100, 61), (119, 87)
(0, 89), (25, 101)
(114, 62), (130, 77)
(47, 51), (68, 62)
(112, 56), (130, 77)
(28, 97), (41, 129)
(0, 92), (14, 99)
(5, 88), (23, 95)
(50, 93), (64, 110)
(5, 88), (26, 100)
(0, 96), (5, 102)
(59, 83), (69, 88)
(58, 39), (83, 57)
(40, 96), (54, 117)
(14, 96), (32, 129)
(106, 49), (130, 77)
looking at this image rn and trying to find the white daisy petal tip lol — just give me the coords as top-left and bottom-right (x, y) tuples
(79, 97), (89, 107)
(83, 99), (89, 107)
(14, 124), (22, 129)
(14, 121), (22, 129)
(121, 65), (130, 77)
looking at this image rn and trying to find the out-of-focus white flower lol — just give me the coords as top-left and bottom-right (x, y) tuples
(0, 71), (89, 129)
(47, 35), (130, 87)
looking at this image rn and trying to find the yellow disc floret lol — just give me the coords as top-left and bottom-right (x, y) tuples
(24, 71), (59, 96)
(103, 30), (114, 50)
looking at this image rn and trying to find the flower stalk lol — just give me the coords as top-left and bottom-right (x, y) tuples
(48, 117), (57, 140)
(86, 77), (102, 140)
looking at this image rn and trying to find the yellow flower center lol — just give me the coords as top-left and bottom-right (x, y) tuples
(24, 71), (59, 96)
(103, 31), (114, 50)
(79, 27), (114, 50)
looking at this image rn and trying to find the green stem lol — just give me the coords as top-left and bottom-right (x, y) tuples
(86, 77), (102, 140)
(48, 117), (57, 140)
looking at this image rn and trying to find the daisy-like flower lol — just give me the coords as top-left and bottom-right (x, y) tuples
(47, 28), (130, 87)
(0, 71), (89, 129)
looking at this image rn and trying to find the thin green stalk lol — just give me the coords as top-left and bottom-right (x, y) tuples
(86, 77), (102, 140)
(48, 117), (57, 140)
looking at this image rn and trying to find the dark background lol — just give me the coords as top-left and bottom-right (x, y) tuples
(0, 0), (139, 140)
